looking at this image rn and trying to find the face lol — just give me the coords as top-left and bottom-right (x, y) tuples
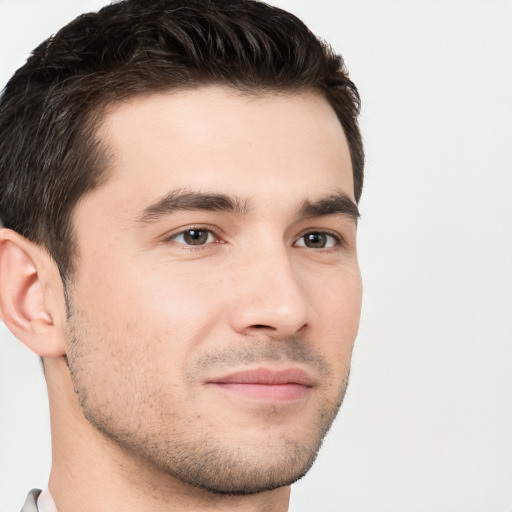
(65, 86), (362, 494)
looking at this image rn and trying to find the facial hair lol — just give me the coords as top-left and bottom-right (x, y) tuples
(66, 313), (350, 496)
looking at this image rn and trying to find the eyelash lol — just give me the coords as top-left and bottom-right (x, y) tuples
(295, 230), (343, 249)
(163, 225), (223, 249)
(163, 226), (344, 250)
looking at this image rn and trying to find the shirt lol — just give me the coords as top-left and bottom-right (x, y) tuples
(37, 488), (59, 512)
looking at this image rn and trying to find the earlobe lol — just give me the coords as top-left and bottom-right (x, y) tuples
(0, 228), (66, 357)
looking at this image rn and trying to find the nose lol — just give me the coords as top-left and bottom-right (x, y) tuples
(228, 244), (310, 338)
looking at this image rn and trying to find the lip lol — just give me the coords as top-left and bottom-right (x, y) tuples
(209, 367), (315, 386)
(207, 367), (315, 402)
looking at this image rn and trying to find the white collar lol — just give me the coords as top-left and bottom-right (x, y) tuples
(37, 488), (59, 512)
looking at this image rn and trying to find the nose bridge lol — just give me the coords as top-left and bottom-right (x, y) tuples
(229, 236), (310, 336)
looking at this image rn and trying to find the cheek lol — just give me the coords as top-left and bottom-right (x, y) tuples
(137, 262), (229, 322)
(309, 266), (362, 359)
(78, 258), (232, 367)
(310, 263), (362, 324)
(338, 273), (363, 335)
(79, 250), (225, 318)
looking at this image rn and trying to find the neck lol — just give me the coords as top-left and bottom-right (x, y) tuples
(45, 357), (291, 512)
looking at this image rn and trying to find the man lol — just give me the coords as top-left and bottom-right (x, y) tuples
(0, 0), (364, 510)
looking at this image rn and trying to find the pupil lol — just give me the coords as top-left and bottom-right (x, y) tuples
(305, 233), (326, 248)
(184, 230), (208, 245)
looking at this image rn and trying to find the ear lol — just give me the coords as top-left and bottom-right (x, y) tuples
(0, 228), (67, 357)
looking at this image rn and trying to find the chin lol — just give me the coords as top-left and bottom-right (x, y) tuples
(164, 439), (323, 496)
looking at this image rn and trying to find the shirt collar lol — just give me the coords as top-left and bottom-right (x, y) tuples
(37, 488), (59, 512)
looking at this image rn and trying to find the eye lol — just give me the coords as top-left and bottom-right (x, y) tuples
(294, 232), (339, 249)
(169, 228), (216, 246)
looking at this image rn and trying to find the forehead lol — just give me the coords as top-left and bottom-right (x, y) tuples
(89, 86), (354, 216)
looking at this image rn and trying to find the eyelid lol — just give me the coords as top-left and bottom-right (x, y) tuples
(293, 229), (344, 248)
(160, 225), (346, 249)
(161, 224), (223, 246)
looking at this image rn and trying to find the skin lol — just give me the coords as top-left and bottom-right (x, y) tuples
(0, 86), (362, 512)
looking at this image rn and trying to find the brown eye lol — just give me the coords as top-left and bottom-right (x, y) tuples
(295, 232), (337, 249)
(171, 229), (215, 246)
(304, 233), (327, 248)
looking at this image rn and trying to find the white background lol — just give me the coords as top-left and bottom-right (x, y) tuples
(1, 1), (511, 511)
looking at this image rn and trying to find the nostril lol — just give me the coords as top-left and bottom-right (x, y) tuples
(250, 324), (276, 330)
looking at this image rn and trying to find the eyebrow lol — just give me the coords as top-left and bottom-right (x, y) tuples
(137, 189), (359, 224)
(298, 192), (360, 222)
(137, 189), (250, 223)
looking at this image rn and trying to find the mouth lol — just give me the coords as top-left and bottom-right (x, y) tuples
(207, 367), (315, 402)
